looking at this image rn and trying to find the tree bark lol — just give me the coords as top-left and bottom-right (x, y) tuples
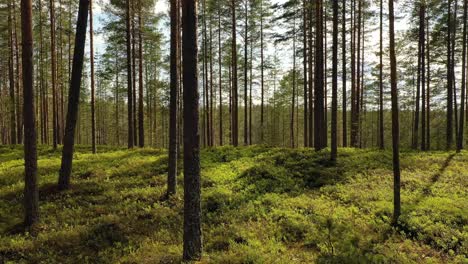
(182, 0), (202, 260)
(379, 0), (384, 149)
(314, 0), (326, 151)
(388, 0), (401, 225)
(90, 0), (96, 154)
(21, 0), (39, 228)
(58, 0), (90, 191)
(126, 0), (134, 149)
(458, 0), (467, 152)
(331, 0), (338, 161)
(232, 0), (239, 146)
(168, 0), (179, 196)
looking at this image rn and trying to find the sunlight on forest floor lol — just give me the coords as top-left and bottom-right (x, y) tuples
(0, 145), (466, 263)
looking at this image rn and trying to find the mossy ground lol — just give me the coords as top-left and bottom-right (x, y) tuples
(0, 145), (466, 263)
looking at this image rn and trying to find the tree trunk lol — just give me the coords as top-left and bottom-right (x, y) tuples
(90, 0), (96, 154)
(21, 0), (39, 228)
(182, 0), (202, 260)
(232, 0), (239, 146)
(447, 0), (454, 150)
(49, 0), (58, 149)
(291, 14), (296, 148)
(342, 0), (347, 148)
(260, 0), (265, 143)
(58, 0), (90, 191)
(388, 0), (401, 225)
(168, 0), (179, 196)
(421, 2), (426, 151)
(379, 0), (384, 149)
(218, 6), (223, 146)
(303, 0), (308, 147)
(8, 0), (17, 145)
(138, 0), (145, 147)
(314, 0), (326, 150)
(243, 0), (248, 146)
(458, 0), (467, 152)
(331, 0), (338, 161)
(126, 0), (134, 149)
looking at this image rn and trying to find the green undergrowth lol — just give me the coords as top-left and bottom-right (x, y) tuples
(0, 145), (466, 263)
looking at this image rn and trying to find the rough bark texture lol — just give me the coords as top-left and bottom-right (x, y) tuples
(232, 0), (239, 147)
(21, 0), (39, 228)
(182, 0), (202, 260)
(58, 0), (90, 191)
(314, 0), (326, 151)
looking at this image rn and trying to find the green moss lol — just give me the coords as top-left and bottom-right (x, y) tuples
(0, 145), (466, 263)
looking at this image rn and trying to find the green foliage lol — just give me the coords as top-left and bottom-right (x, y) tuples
(0, 146), (466, 263)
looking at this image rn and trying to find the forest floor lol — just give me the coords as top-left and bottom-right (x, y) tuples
(0, 145), (466, 263)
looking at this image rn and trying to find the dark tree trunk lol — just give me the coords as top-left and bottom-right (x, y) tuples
(232, 0), (239, 146)
(218, 6), (223, 146)
(303, 0), (308, 147)
(90, 0), (96, 154)
(260, 0), (265, 143)
(314, 0), (326, 150)
(8, 0), (17, 145)
(168, 0), (179, 196)
(291, 14), (296, 148)
(132, 1), (138, 146)
(420, 3), (426, 151)
(388, 0), (401, 225)
(447, 0), (454, 150)
(138, 0), (144, 148)
(49, 0), (58, 149)
(331, 0), (338, 161)
(182, 0), (202, 260)
(58, 0), (90, 190)
(244, 0), (248, 146)
(342, 0), (347, 148)
(458, 0), (467, 152)
(379, 0), (384, 149)
(126, 0), (134, 149)
(426, 18), (431, 149)
(21, 0), (39, 228)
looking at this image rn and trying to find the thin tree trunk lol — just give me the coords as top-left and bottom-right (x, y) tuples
(379, 0), (384, 149)
(218, 5), (223, 146)
(243, 0), (248, 146)
(58, 0), (90, 190)
(8, 0), (17, 145)
(168, 0), (179, 196)
(447, 0), (454, 149)
(331, 0), (338, 161)
(90, 0), (96, 154)
(138, 0), (144, 147)
(260, 0), (265, 143)
(182, 0), (202, 260)
(458, 0), (467, 152)
(421, 3), (426, 151)
(303, 0), (308, 147)
(291, 13), (296, 148)
(388, 0), (401, 225)
(126, 0), (134, 149)
(232, 0), (239, 146)
(21, 0), (39, 228)
(342, 0), (347, 148)
(50, 0), (58, 149)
